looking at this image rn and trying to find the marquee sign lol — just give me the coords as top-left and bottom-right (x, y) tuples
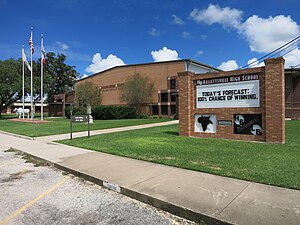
(196, 74), (260, 108)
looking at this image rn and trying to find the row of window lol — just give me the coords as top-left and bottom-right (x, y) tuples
(160, 92), (177, 103)
(152, 105), (177, 115)
(151, 78), (177, 116)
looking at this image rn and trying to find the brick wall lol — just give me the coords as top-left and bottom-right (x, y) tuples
(178, 57), (285, 143)
(76, 61), (185, 115)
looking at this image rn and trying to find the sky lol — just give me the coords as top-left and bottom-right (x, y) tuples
(1, 0), (300, 79)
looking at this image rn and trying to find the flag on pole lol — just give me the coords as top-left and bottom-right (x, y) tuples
(22, 48), (32, 71)
(41, 40), (46, 64)
(40, 34), (45, 120)
(29, 27), (34, 120)
(29, 36), (34, 54)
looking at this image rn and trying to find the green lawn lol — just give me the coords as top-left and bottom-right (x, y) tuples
(0, 117), (171, 137)
(59, 120), (300, 190)
(1, 113), (47, 119)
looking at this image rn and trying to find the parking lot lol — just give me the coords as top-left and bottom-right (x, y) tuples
(0, 148), (196, 225)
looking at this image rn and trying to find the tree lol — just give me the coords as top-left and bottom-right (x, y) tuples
(120, 73), (154, 113)
(0, 53), (78, 117)
(31, 59), (51, 103)
(0, 58), (22, 117)
(45, 52), (79, 101)
(75, 81), (101, 107)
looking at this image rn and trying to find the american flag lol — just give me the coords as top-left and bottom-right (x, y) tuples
(29, 36), (34, 54)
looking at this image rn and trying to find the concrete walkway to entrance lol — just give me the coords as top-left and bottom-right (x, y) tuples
(0, 121), (299, 225)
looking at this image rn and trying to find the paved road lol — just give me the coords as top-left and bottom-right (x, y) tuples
(0, 148), (196, 225)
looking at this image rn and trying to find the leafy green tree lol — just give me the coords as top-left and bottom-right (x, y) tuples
(120, 73), (154, 113)
(0, 59), (22, 117)
(0, 53), (78, 117)
(75, 81), (101, 107)
(45, 52), (79, 101)
(30, 60), (51, 103)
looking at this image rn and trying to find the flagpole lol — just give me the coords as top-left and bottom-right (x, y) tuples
(22, 46), (25, 119)
(41, 34), (44, 120)
(30, 27), (33, 120)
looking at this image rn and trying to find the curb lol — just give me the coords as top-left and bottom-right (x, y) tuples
(0, 131), (34, 141)
(11, 148), (232, 225)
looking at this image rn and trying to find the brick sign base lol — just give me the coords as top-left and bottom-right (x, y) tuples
(178, 57), (285, 143)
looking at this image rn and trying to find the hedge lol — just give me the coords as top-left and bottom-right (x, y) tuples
(64, 106), (86, 119)
(91, 105), (137, 120)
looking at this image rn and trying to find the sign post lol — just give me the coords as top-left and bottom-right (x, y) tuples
(70, 104), (73, 140)
(70, 114), (90, 140)
(87, 113), (90, 137)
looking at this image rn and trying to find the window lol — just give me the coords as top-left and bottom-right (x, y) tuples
(161, 93), (168, 103)
(170, 79), (176, 90)
(152, 105), (158, 115)
(171, 105), (176, 115)
(171, 94), (177, 102)
(161, 105), (168, 115)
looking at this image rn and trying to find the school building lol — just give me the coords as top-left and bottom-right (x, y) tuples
(75, 59), (220, 116)
(71, 59), (300, 119)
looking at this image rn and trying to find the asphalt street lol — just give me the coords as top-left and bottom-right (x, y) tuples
(0, 148), (196, 225)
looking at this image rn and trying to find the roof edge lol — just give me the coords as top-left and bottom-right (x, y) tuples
(78, 59), (220, 81)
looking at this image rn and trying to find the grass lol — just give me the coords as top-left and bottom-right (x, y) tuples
(0, 116), (171, 137)
(0, 113), (47, 119)
(59, 120), (300, 190)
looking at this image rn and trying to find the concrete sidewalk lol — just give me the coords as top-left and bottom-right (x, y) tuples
(35, 120), (179, 143)
(0, 126), (299, 225)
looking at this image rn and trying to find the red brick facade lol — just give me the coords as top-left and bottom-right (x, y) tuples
(76, 60), (218, 116)
(72, 59), (296, 121)
(178, 57), (285, 143)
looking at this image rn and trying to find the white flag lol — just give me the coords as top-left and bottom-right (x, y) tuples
(41, 38), (46, 64)
(22, 48), (32, 71)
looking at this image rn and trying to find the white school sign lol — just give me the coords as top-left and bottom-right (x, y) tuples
(196, 74), (260, 108)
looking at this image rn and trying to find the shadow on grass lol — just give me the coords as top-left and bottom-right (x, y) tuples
(163, 131), (179, 136)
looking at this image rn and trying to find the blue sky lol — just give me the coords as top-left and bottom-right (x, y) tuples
(1, 0), (300, 78)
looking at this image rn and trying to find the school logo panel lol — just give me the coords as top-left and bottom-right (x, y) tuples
(234, 114), (262, 135)
(194, 114), (216, 133)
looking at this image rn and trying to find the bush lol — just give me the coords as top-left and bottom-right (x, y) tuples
(136, 114), (148, 119)
(65, 106), (86, 119)
(91, 105), (137, 120)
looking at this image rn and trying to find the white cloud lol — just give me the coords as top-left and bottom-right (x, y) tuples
(247, 58), (265, 68)
(148, 28), (160, 37)
(200, 35), (207, 40)
(151, 47), (179, 62)
(172, 14), (185, 25)
(189, 4), (300, 66)
(85, 53), (126, 74)
(240, 15), (300, 53)
(189, 4), (242, 29)
(218, 60), (239, 71)
(283, 48), (300, 67)
(81, 74), (89, 79)
(218, 54), (300, 71)
(182, 31), (192, 39)
(196, 50), (204, 55)
(55, 41), (70, 51)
